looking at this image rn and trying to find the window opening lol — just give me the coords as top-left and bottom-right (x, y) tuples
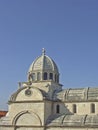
(55, 74), (57, 82)
(56, 104), (60, 113)
(57, 75), (59, 83)
(43, 72), (47, 80)
(73, 104), (77, 113)
(49, 73), (53, 80)
(91, 104), (95, 113)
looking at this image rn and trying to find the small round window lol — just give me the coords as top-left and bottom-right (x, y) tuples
(25, 89), (32, 96)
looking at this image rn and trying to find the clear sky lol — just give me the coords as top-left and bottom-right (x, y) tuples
(0, 0), (98, 110)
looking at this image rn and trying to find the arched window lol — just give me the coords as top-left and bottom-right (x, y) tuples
(57, 75), (59, 83)
(73, 104), (77, 113)
(37, 72), (41, 81)
(55, 74), (57, 82)
(32, 73), (35, 81)
(56, 104), (60, 113)
(91, 104), (95, 113)
(43, 72), (47, 80)
(49, 73), (53, 80)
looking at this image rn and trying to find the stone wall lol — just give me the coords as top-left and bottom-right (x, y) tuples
(53, 101), (98, 115)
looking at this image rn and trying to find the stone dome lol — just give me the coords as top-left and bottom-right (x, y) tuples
(28, 49), (59, 83)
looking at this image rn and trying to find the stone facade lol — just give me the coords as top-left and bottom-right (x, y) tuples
(0, 49), (98, 130)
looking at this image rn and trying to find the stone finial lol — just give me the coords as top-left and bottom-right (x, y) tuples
(18, 82), (22, 88)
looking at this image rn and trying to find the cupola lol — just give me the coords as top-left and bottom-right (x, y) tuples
(28, 49), (59, 83)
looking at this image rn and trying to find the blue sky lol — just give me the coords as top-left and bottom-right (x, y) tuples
(0, 0), (98, 110)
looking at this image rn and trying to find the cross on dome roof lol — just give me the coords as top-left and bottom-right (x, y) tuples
(28, 49), (59, 83)
(42, 48), (46, 55)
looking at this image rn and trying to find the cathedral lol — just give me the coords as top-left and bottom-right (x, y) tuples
(0, 49), (98, 130)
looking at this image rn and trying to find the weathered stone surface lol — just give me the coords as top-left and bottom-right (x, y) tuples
(0, 50), (98, 130)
